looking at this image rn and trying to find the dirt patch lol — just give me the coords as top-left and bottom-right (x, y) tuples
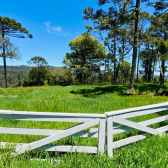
(125, 89), (137, 95)
(0, 95), (18, 98)
(8, 95), (18, 98)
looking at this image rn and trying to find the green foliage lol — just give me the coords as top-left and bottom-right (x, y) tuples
(27, 56), (48, 67)
(0, 16), (32, 38)
(52, 67), (75, 86)
(64, 33), (106, 84)
(83, 1), (134, 84)
(26, 56), (50, 86)
(157, 39), (168, 57)
(0, 37), (20, 59)
(120, 61), (131, 82)
(24, 66), (52, 86)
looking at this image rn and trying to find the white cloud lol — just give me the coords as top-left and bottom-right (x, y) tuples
(45, 21), (72, 36)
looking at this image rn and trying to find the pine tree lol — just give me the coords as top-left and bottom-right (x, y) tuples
(0, 16), (32, 87)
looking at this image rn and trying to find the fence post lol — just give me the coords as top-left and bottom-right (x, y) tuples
(98, 118), (106, 155)
(107, 116), (113, 157)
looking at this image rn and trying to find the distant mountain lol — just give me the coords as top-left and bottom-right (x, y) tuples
(0, 65), (57, 87)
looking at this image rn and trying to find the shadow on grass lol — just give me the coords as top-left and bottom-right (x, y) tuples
(70, 85), (129, 98)
(135, 83), (160, 93)
(70, 83), (162, 98)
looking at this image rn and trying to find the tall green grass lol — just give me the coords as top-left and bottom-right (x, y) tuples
(1, 135), (168, 168)
(0, 84), (168, 113)
(0, 84), (168, 167)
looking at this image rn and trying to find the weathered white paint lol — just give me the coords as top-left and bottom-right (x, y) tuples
(0, 142), (97, 153)
(14, 118), (99, 155)
(0, 127), (98, 138)
(107, 116), (113, 157)
(113, 125), (168, 149)
(105, 102), (168, 116)
(114, 108), (168, 119)
(98, 119), (106, 154)
(113, 115), (168, 134)
(113, 116), (163, 136)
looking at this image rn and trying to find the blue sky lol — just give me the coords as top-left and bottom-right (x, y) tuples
(0, 0), (152, 67)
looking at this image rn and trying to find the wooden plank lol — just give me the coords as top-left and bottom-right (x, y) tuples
(98, 119), (106, 155)
(0, 114), (104, 122)
(107, 116), (113, 157)
(3, 124), (168, 152)
(113, 115), (168, 134)
(113, 125), (168, 149)
(0, 127), (63, 135)
(37, 145), (97, 153)
(0, 110), (105, 118)
(116, 108), (168, 119)
(138, 115), (168, 126)
(0, 110), (106, 122)
(0, 127), (98, 138)
(157, 125), (168, 132)
(105, 102), (168, 116)
(113, 134), (146, 149)
(0, 142), (97, 153)
(89, 128), (98, 133)
(14, 118), (99, 155)
(113, 116), (164, 136)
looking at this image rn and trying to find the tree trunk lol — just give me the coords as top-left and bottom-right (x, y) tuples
(113, 35), (117, 84)
(156, 53), (164, 94)
(3, 57), (7, 88)
(148, 55), (152, 82)
(2, 27), (7, 88)
(136, 35), (141, 82)
(136, 55), (139, 82)
(152, 46), (154, 81)
(160, 60), (165, 84)
(121, 38), (125, 84)
(82, 71), (85, 85)
(130, 0), (140, 89)
(147, 43), (152, 82)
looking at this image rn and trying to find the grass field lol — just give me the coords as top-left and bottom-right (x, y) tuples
(1, 83), (168, 167)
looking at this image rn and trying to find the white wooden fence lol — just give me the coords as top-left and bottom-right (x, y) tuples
(0, 102), (168, 157)
(106, 102), (168, 157)
(0, 110), (106, 155)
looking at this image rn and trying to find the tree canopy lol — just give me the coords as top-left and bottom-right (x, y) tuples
(63, 33), (106, 84)
(0, 16), (32, 38)
(27, 56), (48, 86)
(83, 0), (168, 89)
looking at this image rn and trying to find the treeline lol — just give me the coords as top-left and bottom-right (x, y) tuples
(0, 63), (160, 88)
(0, 65), (73, 87)
(63, 0), (168, 88)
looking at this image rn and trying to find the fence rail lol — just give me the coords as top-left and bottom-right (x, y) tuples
(0, 110), (106, 155)
(105, 102), (168, 157)
(1, 102), (168, 157)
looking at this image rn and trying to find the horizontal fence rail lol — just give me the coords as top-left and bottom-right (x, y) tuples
(105, 102), (168, 157)
(1, 102), (168, 157)
(0, 110), (106, 155)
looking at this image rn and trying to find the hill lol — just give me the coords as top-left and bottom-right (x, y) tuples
(0, 65), (56, 87)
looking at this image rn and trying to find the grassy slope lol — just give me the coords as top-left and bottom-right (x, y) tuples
(1, 84), (168, 167)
